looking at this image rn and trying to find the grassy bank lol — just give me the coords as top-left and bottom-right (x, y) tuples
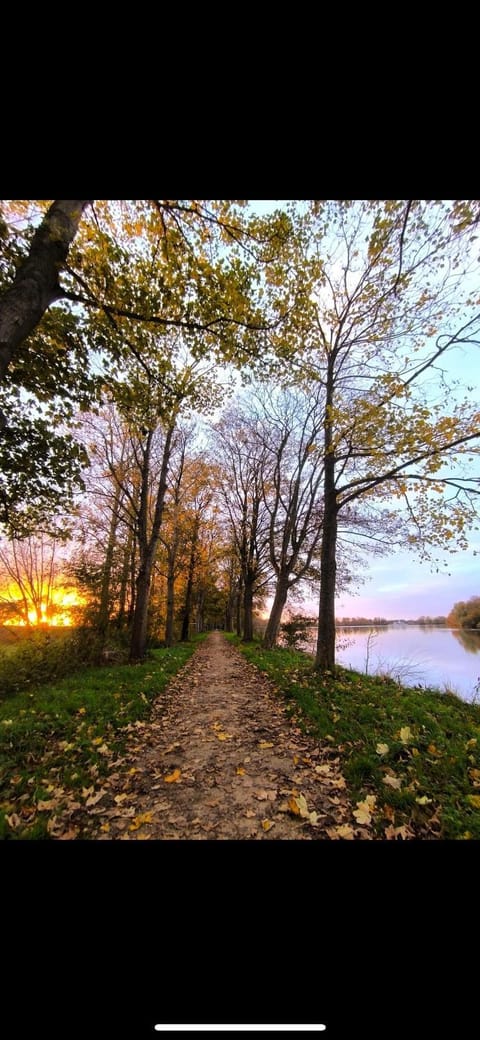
(229, 636), (480, 839)
(0, 638), (202, 839)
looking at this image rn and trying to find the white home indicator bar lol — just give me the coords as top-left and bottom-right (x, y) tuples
(154, 1027), (326, 1033)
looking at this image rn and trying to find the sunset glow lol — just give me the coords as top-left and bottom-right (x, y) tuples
(1, 584), (86, 626)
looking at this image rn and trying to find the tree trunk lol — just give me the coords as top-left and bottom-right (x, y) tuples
(129, 555), (154, 660)
(129, 425), (174, 662)
(116, 525), (134, 628)
(180, 519), (199, 642)
(262, 575), (289, 648)
(165, 551), (175, 646)
(235, 577), (243, 637)
(243, 573), (255, 641)
(315, 351), (338, 672)
(0, 200), (91, 384)
(314, 489), (338, 671)
(98, 484), (122, 637)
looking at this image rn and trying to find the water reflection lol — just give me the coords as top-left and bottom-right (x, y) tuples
(450, 628), (480, 654)
(328, 625), (480, 701)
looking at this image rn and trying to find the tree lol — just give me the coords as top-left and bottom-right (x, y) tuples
(0, 201), (91, 382)
(0, 200), (293, 535)
(246, 386), (326, 649)
(280, 201), (480, 672)
(447, 597), (480, 629)
(213, 408), (271, 640)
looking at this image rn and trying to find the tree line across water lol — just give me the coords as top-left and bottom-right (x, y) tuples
(0, 200), (479, 675)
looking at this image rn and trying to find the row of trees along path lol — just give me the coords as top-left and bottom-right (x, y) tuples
(79, 632), (355, 840)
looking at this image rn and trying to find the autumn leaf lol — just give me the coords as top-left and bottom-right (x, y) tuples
(288, 793), (318, 824)
(467, 795), (480, 808)
(466, 738), (477, 749)
(376, 743), (389, 756)
(85, 789), (107, 807)
(383, 774), (402, 790)
(100, 822), (110, 833)
(288, 794), (302, 816)
(92, 736), (104, 746)
(261, 819), (275, 832)
(5, 813), (21, 830)
(385, 824), (412, 840)
(129, 812), (153, 831)
(427, 744), (441, 756)
(216, 731), (231, 741)
(236, 766), (246, 776)
(399, 727), (412, 744)
(114, 793), (129, 804)
(164, 768), (181, 783)
(244, 809), (256, 818)
(58, 827), (79, 841)
(416, 795), (433, 805)
(315, 764), (333, 775)
(334, 824), (355, 839)
(353, 794), (377, 826)
(258, 741), (274, 749)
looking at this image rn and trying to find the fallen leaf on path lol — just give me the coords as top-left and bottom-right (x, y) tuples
(385, 824), (413, 840)
(315, 764), (333, 775)
(383, 774), (402, 790)
(261, 819), (275, 831)
(353, 795), (377, 826)
(236, 767), (246, 776)
(244, 809), (256, 818)
(216, 732), (231, 741)
(327, 824), (355, 839)
(114, 793), (129, 804)
(399, 727), (412, 744)
(85, 789), (108, 807)
(58, 828), (79, 841)
(288, 793), (318, 824)
(164, 769), (181, 783)
(258, 741), (274, 749)
(129, 812), (153, 831)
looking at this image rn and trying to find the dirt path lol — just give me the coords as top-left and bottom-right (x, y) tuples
(83, 632), (355, 839)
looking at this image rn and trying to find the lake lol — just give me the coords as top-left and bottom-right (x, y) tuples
(309, 626), (480, 702)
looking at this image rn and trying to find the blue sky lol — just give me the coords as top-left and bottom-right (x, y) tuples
(335, 537), (479, 619)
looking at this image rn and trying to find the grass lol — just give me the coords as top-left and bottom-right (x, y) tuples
(0, 637), (203, 839)
(228, 636), (480, 840)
